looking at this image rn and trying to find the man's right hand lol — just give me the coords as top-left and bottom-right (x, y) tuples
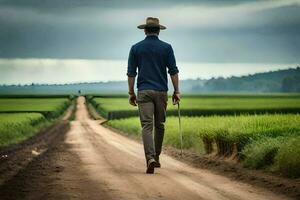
(172, 91), (181, 105)
(129, 93), (137, 106)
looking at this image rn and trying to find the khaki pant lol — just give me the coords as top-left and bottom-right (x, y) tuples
(137, 90), (168, 162)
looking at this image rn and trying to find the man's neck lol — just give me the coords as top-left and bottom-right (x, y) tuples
(146, 33), (158, 37)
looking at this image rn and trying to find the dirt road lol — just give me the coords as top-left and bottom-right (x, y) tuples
(0, 96), (294, 199)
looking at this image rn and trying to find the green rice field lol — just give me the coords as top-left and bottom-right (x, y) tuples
(90, 94), (300, 119)
(0, 98), (71, 118)
(0, 97), (72, 146)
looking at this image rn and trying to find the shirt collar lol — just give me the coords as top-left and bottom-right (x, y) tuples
(145, 35), (159, 40)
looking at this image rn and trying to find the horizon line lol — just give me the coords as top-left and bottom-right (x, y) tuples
(1, 66), (299, 87)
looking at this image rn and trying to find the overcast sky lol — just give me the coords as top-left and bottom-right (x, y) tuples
(0, 0), (300, 84)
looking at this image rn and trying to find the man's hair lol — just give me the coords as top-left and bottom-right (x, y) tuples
(145, 26), (160, 34)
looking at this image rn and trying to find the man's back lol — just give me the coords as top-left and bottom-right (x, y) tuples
(127, 17), (180, 174)
(127, 35), (178, 91)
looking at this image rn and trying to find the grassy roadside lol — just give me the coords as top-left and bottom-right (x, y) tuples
(106, 115), (300, 178)
(0, 113), (51, 146)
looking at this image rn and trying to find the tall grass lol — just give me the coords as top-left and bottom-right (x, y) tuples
(107, 114), (300, 152)
(0, 113), (50, 146)
(274, 136), (300, 178)
(241, 137), (285, 169)
(242, 136), (300, 178)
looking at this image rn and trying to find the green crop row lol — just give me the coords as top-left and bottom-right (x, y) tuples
(89, 93), (300, 99)
(0, 113), (50, 146)
(0, 94), (75, 99)
(0, 98), (71, 119)
(106, 114), (300, 178)
(88, 95), (300, 119)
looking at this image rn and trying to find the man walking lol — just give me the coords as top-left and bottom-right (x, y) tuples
(127, 17), (180, 174)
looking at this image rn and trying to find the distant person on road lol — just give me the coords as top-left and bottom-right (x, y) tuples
(127, 17), (180, 174)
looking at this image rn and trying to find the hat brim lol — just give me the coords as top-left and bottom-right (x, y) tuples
(137, 24), (166, 30)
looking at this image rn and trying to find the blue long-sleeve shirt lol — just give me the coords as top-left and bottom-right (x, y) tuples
(127, 35), (179, 91)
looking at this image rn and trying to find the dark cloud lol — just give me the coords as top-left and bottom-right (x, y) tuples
(0, 0), (299, 63)
(0, 0), (260, 10)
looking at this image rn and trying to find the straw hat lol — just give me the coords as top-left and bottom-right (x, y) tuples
(137, 17), (166, 30)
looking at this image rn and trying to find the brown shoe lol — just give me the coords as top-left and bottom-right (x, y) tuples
(146, 158), (156, 174)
